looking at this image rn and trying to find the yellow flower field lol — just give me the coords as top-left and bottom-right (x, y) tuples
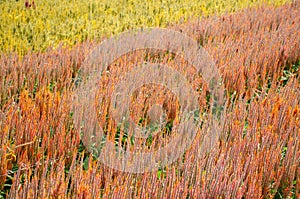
(0, 0), (290, 55)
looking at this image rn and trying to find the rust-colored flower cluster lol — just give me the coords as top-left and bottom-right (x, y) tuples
(0, 2), (299, 198)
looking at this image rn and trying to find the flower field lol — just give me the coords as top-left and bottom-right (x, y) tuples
(0, 0), (299, 198)
(0, 0), (290, 55)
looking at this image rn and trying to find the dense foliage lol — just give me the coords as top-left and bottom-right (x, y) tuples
(0, 0), (290, 55)
(0, 0), (299, 198)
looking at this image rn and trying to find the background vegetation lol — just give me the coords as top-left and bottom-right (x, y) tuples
(0, 0), (290, 55)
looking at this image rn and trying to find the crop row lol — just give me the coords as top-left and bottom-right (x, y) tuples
(0, 0), (291, 55)
(0, 2), (299, 198)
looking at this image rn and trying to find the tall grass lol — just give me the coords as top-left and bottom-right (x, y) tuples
(0, 0), (291, 55)
(0, 2), (299, 198)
